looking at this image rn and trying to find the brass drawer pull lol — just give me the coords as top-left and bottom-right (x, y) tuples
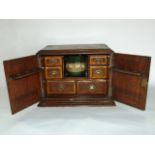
(58, 84), (65, 91)
(50, 70), (58, 76)
(50, 59), (57, 64)
(95, 58), (102, 64)
(95, 69), (102, 75)
(89, 84), (96, 90)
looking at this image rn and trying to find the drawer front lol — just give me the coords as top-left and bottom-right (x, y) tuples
(45, 56), (62, 66)
(45, 67), (62, 79)
(77, 80), (108, 95)
(89, 66), (108, 79)
(47, 80), (76, 94)
(89, 55), (108, 65)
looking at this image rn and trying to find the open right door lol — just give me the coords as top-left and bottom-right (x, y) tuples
(112, 53), (151, 110)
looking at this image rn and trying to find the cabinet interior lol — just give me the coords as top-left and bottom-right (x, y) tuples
(39, 53), (112, 99)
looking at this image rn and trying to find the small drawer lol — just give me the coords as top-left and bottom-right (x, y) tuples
(47, 80), (76, 94)
(45, 67), (62, 79)
(77, 80), (108, 95)
(89, 66), (108, 79)
(44, 56), (62, 66)
(89, 55), (108, 65)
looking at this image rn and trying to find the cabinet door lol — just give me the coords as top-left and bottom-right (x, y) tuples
(3, 55), (42, 114)
(112, 53), (151, 110)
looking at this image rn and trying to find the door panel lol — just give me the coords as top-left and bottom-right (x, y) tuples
(112, 53), (151, 110)
(3, 55), (41, 114)
(114, 53), (150, 76)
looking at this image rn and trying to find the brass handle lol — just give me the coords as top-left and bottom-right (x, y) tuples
(50, 70), (58, 76)
(95, 58), (102, 64)
(58, 84), (64, 91)
(50, 59), (57, 64)
(89, 84), (96, 90)
(95, 69), (102, 75)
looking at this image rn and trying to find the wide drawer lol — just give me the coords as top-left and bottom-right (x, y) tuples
(44, 56), (63, 66)
(89, 66), (108, 79)
(77, 80), (108, 95)
(45, 67), (62, 79)
(89, 55), (109, 65)
(47, 80), (76, 94)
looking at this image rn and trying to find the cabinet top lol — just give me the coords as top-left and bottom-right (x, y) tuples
(37, 44), (114, 55)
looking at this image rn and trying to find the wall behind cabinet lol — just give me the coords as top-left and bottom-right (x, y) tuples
(0, 19), (155, 89)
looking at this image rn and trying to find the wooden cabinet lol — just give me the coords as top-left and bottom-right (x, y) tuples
(3, 44), (151, 114)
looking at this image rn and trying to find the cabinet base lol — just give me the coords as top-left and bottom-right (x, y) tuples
(38, 97), (115, 107)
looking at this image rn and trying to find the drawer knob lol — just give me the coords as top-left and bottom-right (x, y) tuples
(95, 69), (102, 75)
(89, 84), (96, 90)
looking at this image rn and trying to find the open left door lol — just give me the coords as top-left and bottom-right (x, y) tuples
(112, 53), (151, 110)
(3, 55), (41, 114)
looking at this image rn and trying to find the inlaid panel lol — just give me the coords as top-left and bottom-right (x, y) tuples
(44, 56), (63, 66)
(77, 80), (108, 95)
(89, 55), (108, 65)
(47, 80), (76, 94)
(45, 67), (62, 79)
(89, 66), (108, 79)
